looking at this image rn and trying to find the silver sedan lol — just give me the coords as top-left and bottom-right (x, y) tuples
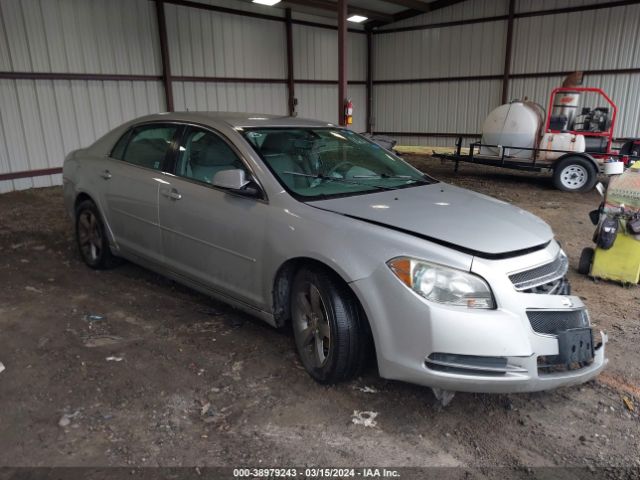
(63, 113), (606, 403)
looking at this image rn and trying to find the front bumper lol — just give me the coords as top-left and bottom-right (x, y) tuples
(350, 243), (608, 394)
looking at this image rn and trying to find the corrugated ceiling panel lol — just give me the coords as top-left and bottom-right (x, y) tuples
(379, 0), (509, 30)
(172, 81), (288, 115)
(511, 4), (640, 74)
(165, 2), (286, 78)
(374, 20), (506, 80)
(372, 80), (502, 134)
(294, 84), (367, 132)
(508, 73), (640, 139)
(293, 26), (367, 81)
(0, 79), (164, 192)
(0, 0), (160, 74)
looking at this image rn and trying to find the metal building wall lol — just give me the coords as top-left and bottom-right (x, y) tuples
(292, 26), (367, 132)
(507, 2), (640, 139)
(165, 0), (288, 115)
(0, 0), (368, 193)
(372, 18), (506, 146)
(0, 0), (163, 193)
(373, 0), (640, 147)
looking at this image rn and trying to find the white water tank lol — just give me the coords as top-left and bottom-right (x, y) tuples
(480, 102), (541, 159)
(537, 133), (586, 161)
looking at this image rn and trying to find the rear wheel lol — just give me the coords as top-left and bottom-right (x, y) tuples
(75, 200), (118, 269)
(578, 247), (594, 275)
(290, 267), (369, 384)
(553, 157), (598, 192)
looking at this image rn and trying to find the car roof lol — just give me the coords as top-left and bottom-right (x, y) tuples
(132, 112), (337, 129)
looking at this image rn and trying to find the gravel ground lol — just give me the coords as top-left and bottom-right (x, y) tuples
(0, 156), (638, 478)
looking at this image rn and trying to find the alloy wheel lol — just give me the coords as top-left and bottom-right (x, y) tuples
(77, 210), (103, 263)
(292, 283), (331, 368)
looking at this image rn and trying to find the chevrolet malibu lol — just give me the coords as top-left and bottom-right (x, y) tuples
(63, 113), (607, 403)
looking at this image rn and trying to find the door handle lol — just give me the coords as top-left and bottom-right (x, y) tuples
(161, 188), (182, 201)
(100, 170), (112, 180)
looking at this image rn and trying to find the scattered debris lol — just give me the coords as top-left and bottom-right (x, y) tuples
(25, 286), (42, 294)
(432, 387), (456, 407)
(199, 306), (225, 316)
(84, 314), (106, 322)
(83, 335), (126, 348)
(105, 356), (123, 362)
(0, 362), (5, 374)
(622, 396), (635, 412)
(58, 411), (79, 428)
(351, 410), (378, 428)
(357, 386), (378, 394)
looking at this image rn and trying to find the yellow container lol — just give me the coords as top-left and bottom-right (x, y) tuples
(591, 232), (640, 283)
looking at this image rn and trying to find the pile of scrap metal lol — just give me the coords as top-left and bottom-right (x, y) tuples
(579, 161), (640, 283)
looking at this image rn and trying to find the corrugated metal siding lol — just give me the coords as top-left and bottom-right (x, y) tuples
(373, 80), (502, 134)
(172, 81), (288, 115)
(508, 73), (640, 139)
(0, 0), (160, 74)
(394, 136), (466, 147)
(294, 84), (367, 132)
(374, 20), (506, 80)
(164, 2), (286, 78)
(0, 79), (164, 193)
(379, 0), (509, 30)
(511, 4), (640, 74)
(293, 27), (366, 81)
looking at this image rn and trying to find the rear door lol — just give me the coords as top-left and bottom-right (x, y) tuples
(158, 125), (268, 308)
(102, 123), (181, 263)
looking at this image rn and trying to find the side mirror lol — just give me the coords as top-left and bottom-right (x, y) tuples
(212, 169), (261, 198)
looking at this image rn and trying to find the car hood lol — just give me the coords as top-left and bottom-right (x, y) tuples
(307, 183), (553, 257)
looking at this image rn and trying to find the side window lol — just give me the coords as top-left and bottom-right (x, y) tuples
(175, 127), (247, 185)
(110, 130), (131, 160)
(121, 124), (178, 171)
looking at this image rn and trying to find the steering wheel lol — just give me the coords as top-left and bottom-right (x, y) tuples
(325, 161), (354, 178)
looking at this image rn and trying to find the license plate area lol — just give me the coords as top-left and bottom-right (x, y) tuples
(557, 327), (594, 364)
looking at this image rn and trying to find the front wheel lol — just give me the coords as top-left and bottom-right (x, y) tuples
(290, 267), (370, 384)
(553, 157), (598, 192)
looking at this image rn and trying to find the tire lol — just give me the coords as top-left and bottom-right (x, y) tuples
(553, 156), (598, 192)
(578, 247), (594, 275)
(75, 199), (119, 269)
(290, 266), (370, 384)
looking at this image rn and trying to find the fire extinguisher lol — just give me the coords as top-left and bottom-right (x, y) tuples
(344, 99), (353, 126)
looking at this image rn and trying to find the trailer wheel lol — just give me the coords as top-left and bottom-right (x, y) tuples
(578, 247), (594, 275)
(553, 156), (598, 192)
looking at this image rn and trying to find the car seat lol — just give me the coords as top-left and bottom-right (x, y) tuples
(188, 135), (243, 184)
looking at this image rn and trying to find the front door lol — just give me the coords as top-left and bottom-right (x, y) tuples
(158, 126), (268, 308)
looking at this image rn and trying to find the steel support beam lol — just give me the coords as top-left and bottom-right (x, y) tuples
(338, 0), (347, 126)
(366, 29), (373, 133)
(285, 8), (296, 116)
(155, 0), (174, 112)
(501, 0), (515, 104)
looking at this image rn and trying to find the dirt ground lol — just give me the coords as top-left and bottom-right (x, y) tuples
(0, 156), (639, 477)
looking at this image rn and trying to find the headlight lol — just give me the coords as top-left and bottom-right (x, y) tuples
(387, 257), (495, 309)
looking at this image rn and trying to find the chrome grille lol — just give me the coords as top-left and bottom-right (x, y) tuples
(509, 254), (569, 291)
(526, 309), (589, 335)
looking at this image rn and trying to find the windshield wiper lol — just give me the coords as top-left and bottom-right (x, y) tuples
(282, 171), (397, 191)
(352, 173), (431, 184)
